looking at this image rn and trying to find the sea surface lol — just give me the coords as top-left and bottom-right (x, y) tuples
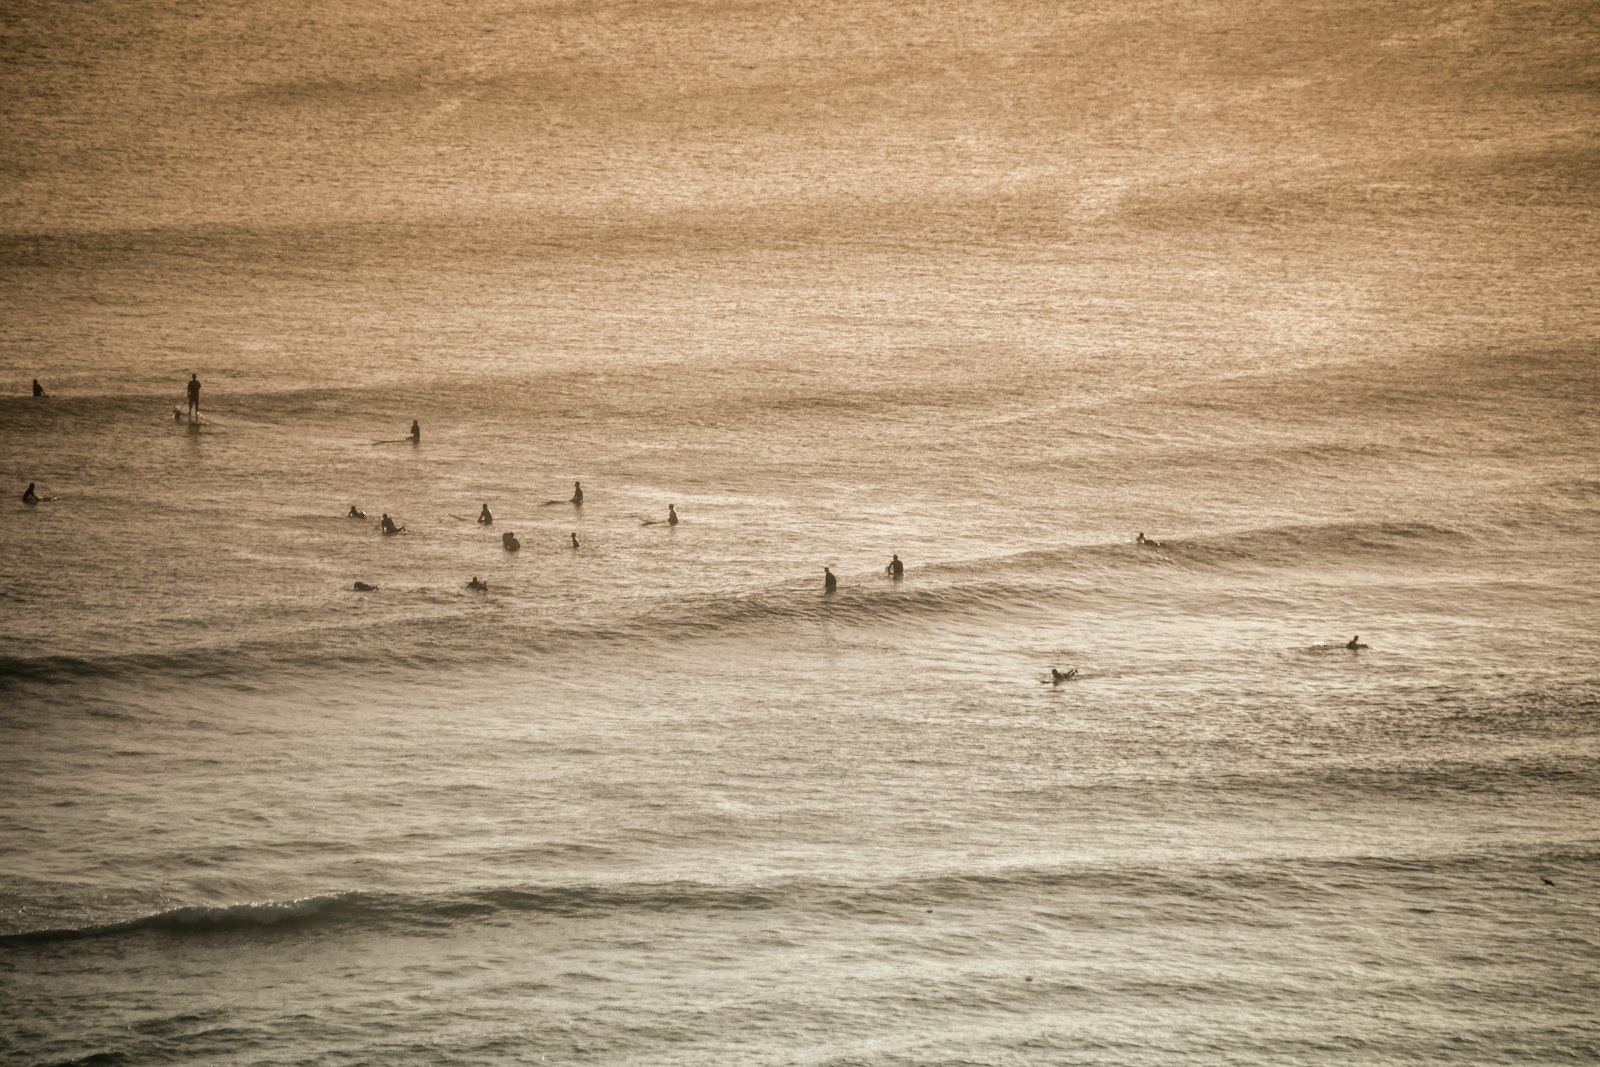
(3, 1), (1598, 1064)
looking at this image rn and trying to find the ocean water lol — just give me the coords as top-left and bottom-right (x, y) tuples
(3, 0), (1598, 1064)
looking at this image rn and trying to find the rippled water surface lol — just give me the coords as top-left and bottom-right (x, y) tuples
(3, 0), (1598, 1063)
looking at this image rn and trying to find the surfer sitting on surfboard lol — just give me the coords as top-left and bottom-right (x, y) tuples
(348, 505), (366, 519)
(478, 504), (493, 524)
(22, 482), (39, 505)
(544, 482), (584, 506)
(380, 514), (405, 535)
(409, 420), (421, 443)
(501, 531), (521, 551)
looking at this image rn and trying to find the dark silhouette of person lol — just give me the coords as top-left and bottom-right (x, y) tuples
(886, 554), (904, 578)
(353, 582), (378, 592)
(32, 379), (45, 397)
(570, 532), (580, 549)
(186, 374), (201, 416)
(823, 566), (837, 593)
(571, 482), (584, 505)
(22, 482), (39, 504)
(478, 504), (493, 524)
(1346, 635), (1367, 650)
(380, 514), (404, 535)
(409, 420), (421, 443)
(348, 505), (366, 519)
(1051, 668), (1077, 683)
(502, 531), (521, 551)
(467, 577), (488, 591)
(667, 504), (679, 526)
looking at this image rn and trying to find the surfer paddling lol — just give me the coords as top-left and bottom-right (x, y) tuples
(1051, 668), (1078, 683)
(1136, 532), (1164, 547)
(348, 505), (366, 519)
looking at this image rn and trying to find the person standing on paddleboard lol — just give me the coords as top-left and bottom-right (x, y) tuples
(186, 374), (201, 417)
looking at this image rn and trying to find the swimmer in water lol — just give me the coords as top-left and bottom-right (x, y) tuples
(467, 577), (488, 591)
(1051, 668), (1078, 683)
(353, 581), (378, 592)
(1346, 635), (1367, 650)
(502, 531), (521, 551)
(380, 514), (405, 535)
(348, 505), (366, 519)
(22, 482), (39, 505)
(823, 566), (837, 593)
(409, 420), (421, 443)
(570, 532), (580, 549)
(478, 503), (493, 525)
(886, 554), (904, 578)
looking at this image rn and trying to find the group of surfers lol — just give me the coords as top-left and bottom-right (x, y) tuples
(25, 381), (1373, 679)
